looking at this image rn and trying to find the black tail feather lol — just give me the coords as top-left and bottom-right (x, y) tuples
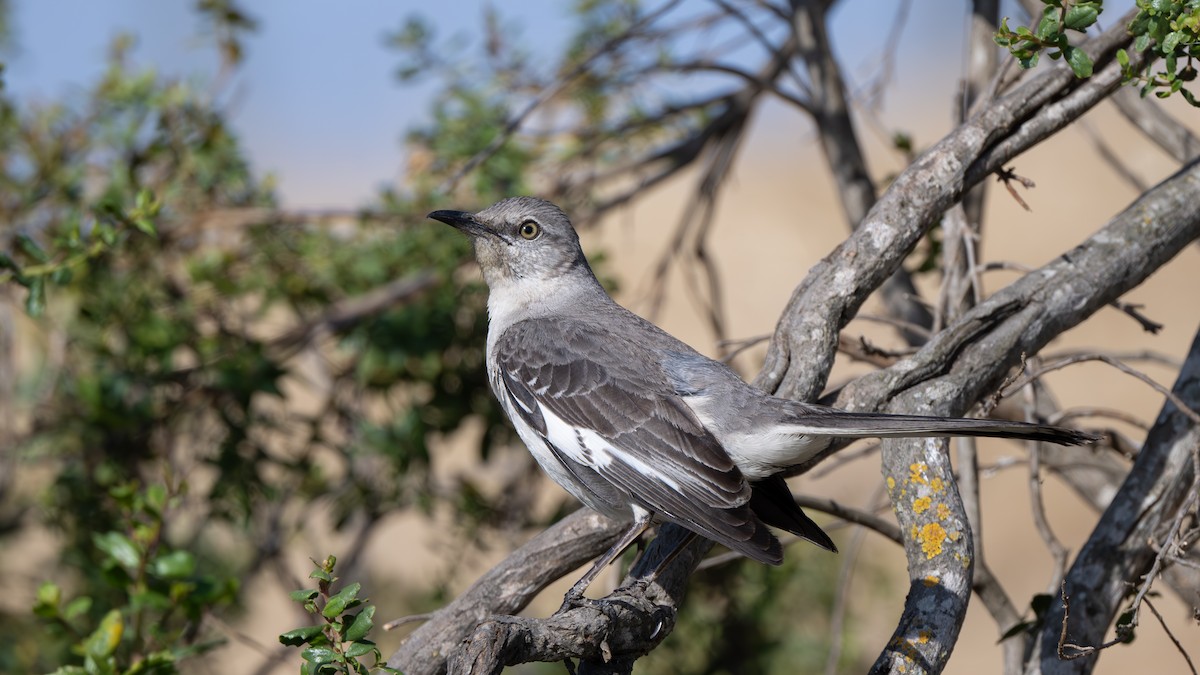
(749, 474), (838, 553)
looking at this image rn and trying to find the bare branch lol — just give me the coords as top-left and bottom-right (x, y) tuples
(1031, 322), (1200, 674)
(756, 11), (1143, 403)
(792, 0), (934, 342)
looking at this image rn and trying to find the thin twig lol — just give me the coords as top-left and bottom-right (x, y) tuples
(1003, 353), (1200, 425)
(1024, 379), (1070, 586)
(1144, 596), (1199, 675)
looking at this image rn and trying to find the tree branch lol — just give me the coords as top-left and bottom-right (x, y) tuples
(853, 156), (1200, 674)
(755, 11), (1140, 403)
(1031, 322), (1200, 675)
(386, 510), (625, 674)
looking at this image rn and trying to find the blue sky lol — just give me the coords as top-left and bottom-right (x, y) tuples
(2, 1), (1136, 208)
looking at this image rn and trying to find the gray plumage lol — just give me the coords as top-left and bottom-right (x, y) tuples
(429, 196), (1096, 573)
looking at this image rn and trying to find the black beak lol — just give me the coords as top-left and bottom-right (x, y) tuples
(428, 210), (499, 239)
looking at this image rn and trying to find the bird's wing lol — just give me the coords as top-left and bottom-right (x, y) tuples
(493, 318), (781, 564)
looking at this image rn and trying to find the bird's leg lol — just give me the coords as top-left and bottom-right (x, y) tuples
(557, 513), (652, 614)
(626, 530), (700, 594)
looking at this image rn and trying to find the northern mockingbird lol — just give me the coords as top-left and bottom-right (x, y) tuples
(430, 196), (1094, 603)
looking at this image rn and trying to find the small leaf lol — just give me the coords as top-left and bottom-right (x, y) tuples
(34, 582), (61, 618)
(25, 276), (46, 317)
(16, 233), (50, 263)
(1116, 48), (1130, 68)
(1133, 33), (1152, 52)
(290, 588), (320, 603)
(1037, 7), (1062, 40)
(1163, 30), (1184, 54)
(1065, 45), (1093, 78)
(145, 484), (167, 514)
(309, 568), (334, 583)
(50, 266), (72, 285)
(65, 596), (93, 620)
(98, 222), (118, 246)
(152, 550), (195, 579)
(322, 582), (362, 619)
(84, 610), (124, 659)
(344, 605), (375, 642)
(1064, 4), (1100, 31)
(301, 646), (339, 664)
(279, 624), (326, 646)
(345, 639), (377, 658)
(93, 531), (141, 570)
(134, 218), (157, 236)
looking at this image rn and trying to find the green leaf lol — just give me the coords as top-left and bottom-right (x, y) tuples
(16, 233), (50, 263)
(134, 218), (158, 236)
(93, 531), (141, 570)
(25, 276), (46, 317)
(1133, 33), (1152, 52)
(322, 582), (362, 619)
(65, 596), (93, 620)
(1065, 46), (1093, 78)
(279, 624), (326, 646)
(1037, 7), (1063, 40)
(152, 550), (196, 579)
(84, 610), (124, 659)
(1116, 48), (1130, 68)
(1064, 4), (1100, 31)
(1163, 30), (1185, 54)
(145, 484), (167, 515)
(344, 605), (375, 642)
(34, 582), (61, 618)
(290, 588), (320, 602)
(345, 639), (377, 658)
(309, 568), (334, 583)
(301, 646), (339, 664)
(97, 222), (117, 246)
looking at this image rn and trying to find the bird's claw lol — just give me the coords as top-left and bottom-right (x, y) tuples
(556, 589), (628, 623)
(556, 587), (588, 614)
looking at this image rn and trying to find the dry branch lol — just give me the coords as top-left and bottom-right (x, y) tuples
(1032, 322), (1200, 675)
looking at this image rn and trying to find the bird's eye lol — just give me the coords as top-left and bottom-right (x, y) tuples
(519, 221), (541, 240)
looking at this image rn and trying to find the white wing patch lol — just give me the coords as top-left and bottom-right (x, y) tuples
(535, 400), (682, 491)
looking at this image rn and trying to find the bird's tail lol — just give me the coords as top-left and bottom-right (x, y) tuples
(749, 474), (837, 552)
(780, 407), (1098, 445)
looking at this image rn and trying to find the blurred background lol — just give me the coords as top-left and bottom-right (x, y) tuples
(1, 1), (1197, 673)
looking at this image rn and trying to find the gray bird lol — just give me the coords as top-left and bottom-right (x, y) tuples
(430, 196), (1094, 602)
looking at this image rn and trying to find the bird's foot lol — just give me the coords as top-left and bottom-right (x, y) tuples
(555, 588), (629, 623)
(556, 587), (589, 614)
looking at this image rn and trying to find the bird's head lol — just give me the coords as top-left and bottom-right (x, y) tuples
(429, 197), (590, 288)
